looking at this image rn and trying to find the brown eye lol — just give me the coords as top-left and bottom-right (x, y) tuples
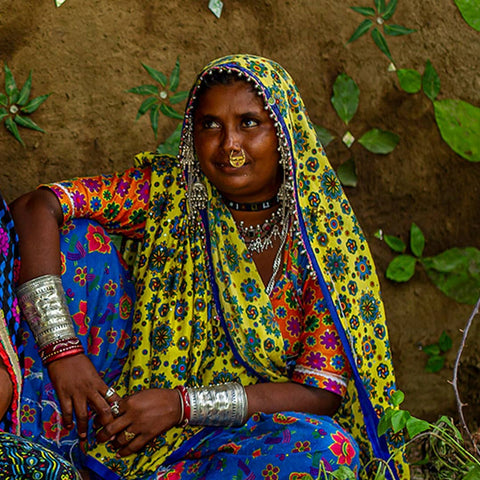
(242, 118), (259, 128)
(203, 119), (221, 129)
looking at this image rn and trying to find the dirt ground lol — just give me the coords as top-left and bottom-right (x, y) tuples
(1, 0), (479, 427)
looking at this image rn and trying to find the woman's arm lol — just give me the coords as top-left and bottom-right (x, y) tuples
(0, 358), (13, 420)
(246, 381), (341, 417)
(9, 189), (113, 437)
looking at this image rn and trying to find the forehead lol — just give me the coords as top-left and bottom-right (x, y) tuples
(194, 81), (265, 116)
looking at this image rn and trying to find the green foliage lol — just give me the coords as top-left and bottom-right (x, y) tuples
(348, 0), (416, 62)
(454, 0), (480, 31)
(0, 64), (50, 146)
(421, 331), (453, 373)
(331, 74), (359, 125)
(377, 392), (480, 479)
(155, 123), (182, 156)
(358, 128), (399, 153)
(127, 58), (188, 139)
(382, 223), (480, 304)
(316, 73), (399, 187)
(434, 99), (480, 162)
(396, 60), (479, 162)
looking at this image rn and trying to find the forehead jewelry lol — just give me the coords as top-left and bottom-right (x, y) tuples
(229, 149), (246, 168)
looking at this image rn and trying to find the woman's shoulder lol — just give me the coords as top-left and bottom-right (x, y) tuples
(133, 152), (181, 177)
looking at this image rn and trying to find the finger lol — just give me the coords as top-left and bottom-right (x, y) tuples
(91, 390), (119, 426)
(96, 417), (129, 443)
(57, 393), (74, 430)
(72, 395), (90, 439)
(117, 434), (146, 457)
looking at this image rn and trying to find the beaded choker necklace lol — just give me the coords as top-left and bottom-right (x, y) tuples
(223, 194), (279, 212)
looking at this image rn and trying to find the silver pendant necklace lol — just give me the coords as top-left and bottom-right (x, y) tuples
(236, 209), (284, 254)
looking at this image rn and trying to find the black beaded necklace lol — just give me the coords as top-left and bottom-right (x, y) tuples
(223, 194), (279, 212)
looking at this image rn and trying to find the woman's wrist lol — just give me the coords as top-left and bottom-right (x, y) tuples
(16, 274), (84, 364)
(175, 383), (248, 427)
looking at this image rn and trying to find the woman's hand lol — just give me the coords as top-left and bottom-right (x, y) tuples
(47, 354), (111, 438)
(0, 359), (13, 420)
(95, 388), (181, 457)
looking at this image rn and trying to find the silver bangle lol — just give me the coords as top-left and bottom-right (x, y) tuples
(16, 274), (76, 349)
(187, 382), (248, 427)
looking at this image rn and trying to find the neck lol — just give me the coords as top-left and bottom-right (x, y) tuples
(222, 193), (279, 212)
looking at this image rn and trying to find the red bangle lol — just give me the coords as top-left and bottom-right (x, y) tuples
(39, 337), (85, 364)
(175, 385), (191, 425)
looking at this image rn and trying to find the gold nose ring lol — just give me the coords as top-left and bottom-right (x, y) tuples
(229, 149), (246, 168)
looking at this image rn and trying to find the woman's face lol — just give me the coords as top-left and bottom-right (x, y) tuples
(193, 80), (282, 203)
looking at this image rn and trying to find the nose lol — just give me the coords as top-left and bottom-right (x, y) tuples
(222, 124), (241, 153)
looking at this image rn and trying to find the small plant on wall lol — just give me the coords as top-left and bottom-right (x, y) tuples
(127, 57), (188, 155)
(348, 0), (416, 63)
(0, 65), (50, 146)
(377, 223), (480, 305)
(316, 72), (400, 187)
(395, 60), (480, 163)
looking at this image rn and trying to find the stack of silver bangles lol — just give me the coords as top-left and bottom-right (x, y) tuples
(16, 274), (84, 363)
(180, 382), (248, 427)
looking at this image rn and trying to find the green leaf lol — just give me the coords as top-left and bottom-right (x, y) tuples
(0, 108), (8, 121)
(375, 0), (386, 14)
(433, 99), (480, 162)
(405, 417), (430, 437)
(126, 85), (159, 96)
(384, 235), (406, 253)
(14, 115), (45, 132)
(371, 28), (393, 61)
(149, 104), (160, 139)
(330, 466), (357, 479)
(391, 410), (411, 433)
(135, 97), (158, 120)
(410, 223), (425, 258)
(4, 117), (25, 146)
(20, 94), (51, 114)
(142, 63), (167, 87)
(17, 71), (32, 106)
(422, 247), (480, 304)
(169, 57), (180, 92)
(313, 125), (335, 147)
(350, 6), (376, 16)
(0, 93), (7, 106)
(438, 331), (453, 352)
(347, 19), (373, 43)
(336, 157), (357, 187)
(464, 464), (480, 480)
(454, 0), (480, 31)
(425, 355), (444, 373)
(397, 69), (422, 93)
(331, 73), (359, 125)
(169, 90), (189, 105)
(422, 60), (441, 102)
(382, 0), (398, 20)
(160, 103), (184, 120)
(4, 64), (19, 104)
(358, 128), (399, 154)
(386, 254), (417, 282)
(422, 344), (440, 356)
(377, 408), (395, 436)
(156, 123), (182, 156)
(383, 24), (416, 36)
(390, 390), (405, 407)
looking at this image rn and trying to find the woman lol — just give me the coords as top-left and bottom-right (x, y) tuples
(0, 194), (81, 479)
(10, 55), (408, 479)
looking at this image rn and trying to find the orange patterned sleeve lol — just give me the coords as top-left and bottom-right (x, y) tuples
(40, 165), (152, 239)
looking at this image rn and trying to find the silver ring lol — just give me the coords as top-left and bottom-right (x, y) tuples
(105, 387), (116, 401)
(110, 401), (120, 417)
